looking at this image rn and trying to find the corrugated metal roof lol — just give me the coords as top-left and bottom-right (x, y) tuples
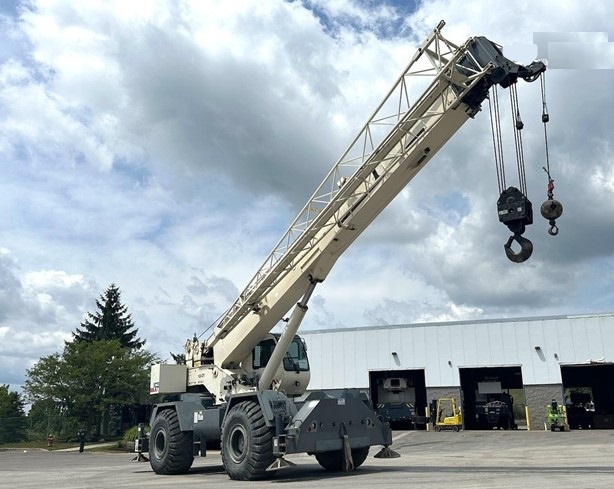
(301, 312), (614, 335)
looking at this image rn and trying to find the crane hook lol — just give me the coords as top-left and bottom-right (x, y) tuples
(504, 233), (533, 263)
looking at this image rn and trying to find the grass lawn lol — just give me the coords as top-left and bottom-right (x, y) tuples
(0, 437), (127, 452)
(0, 440), (80, 450)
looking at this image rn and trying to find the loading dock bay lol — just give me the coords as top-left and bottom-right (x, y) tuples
(368, 369), (427, 428)
(561, 363), (614, 429)
(459, 366), (523, 430)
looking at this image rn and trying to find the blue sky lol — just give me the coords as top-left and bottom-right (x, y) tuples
(2, 0), (614, 391)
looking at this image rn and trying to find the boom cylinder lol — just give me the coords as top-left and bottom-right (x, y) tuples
(258, 280), (317, 390)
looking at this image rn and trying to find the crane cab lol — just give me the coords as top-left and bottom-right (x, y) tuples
(249, 333), (310, 397)
(180, 333), (310, 397)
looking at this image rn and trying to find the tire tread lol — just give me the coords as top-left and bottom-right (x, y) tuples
(149, 409), (194, 475)
(221, 400), (276, 480)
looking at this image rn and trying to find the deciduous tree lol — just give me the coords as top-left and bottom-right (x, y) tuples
(24, 340), (157, 438)
(0, 384), (27, 443)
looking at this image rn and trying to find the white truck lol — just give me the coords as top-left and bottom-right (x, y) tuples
(141, 21), (547, 480)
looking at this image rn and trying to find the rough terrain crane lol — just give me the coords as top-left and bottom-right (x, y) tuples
(141, 21), (547, 481)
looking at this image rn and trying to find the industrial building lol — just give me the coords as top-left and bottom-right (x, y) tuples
(300, 313), (614, 430)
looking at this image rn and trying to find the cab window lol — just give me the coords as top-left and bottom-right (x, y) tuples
(253, 339), (275, 370)
(283, 337), (309, 372)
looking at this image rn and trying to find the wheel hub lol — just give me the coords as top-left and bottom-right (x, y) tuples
(228, 424), (248, 464)
(154, 430), (166, 458)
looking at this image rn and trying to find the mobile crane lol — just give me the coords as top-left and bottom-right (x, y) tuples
(142, 21), (547, 481)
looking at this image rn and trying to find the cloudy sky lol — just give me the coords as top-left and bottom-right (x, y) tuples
(2, 0), (614, 391)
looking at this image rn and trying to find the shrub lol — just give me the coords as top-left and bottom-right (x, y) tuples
(122, 425), (149, 443)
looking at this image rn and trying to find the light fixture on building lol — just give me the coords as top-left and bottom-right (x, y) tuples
(448, 360), (452, 366)
(391, 351), (398, 357)
(554, 353), (559, 360)
(534, 346), (541, 351)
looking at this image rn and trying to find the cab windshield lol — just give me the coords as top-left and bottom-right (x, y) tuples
(283, 337), (309, 372)
(252, 336), (309, 371)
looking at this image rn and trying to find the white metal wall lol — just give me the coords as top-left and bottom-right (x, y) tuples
(300, 313), (614, 390)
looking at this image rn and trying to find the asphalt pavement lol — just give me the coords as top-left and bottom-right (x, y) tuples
(1, 430), (613, 488)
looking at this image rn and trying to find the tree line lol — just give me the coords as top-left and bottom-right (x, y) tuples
(0, 284), (159, 444)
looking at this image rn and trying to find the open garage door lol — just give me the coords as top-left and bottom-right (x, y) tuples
(459, 366), (524, 430)
(368, 369), (427, 429)
(561, 364), (614, 429)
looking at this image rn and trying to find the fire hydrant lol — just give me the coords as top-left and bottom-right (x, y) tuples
(47, 434), (54, 447)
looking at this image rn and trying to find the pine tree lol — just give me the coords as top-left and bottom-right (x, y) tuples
(170, 352), (186, 364)
(72, 283), (145, 350)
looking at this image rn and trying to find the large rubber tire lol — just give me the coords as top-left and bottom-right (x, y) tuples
(315, 446), (370, 471)
(149, 409), (194, 475)
(221, 400), (277, 481)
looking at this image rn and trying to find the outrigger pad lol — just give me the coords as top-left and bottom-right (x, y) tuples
(267, 457), (298, 471)
(374, 446), (400, 459)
